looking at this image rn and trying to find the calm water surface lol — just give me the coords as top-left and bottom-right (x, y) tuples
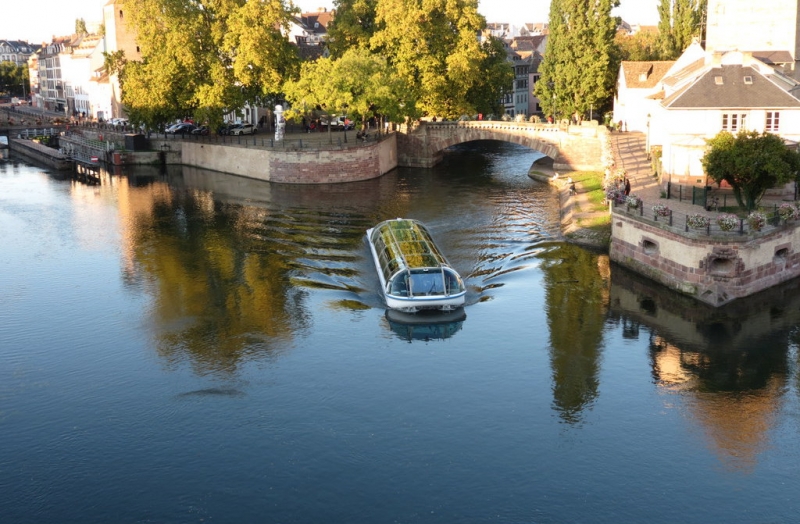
(1, 142), (799, 523)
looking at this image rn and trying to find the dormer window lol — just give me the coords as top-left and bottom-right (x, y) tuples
(744, 76), (753, 84)
(714, 76), (724, 85)
(314, 22), (319, 28)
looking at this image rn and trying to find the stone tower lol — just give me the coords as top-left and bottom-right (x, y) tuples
(706, 0), (800, 77)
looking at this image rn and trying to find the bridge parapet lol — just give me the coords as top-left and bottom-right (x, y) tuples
(397, 121), (608, 171)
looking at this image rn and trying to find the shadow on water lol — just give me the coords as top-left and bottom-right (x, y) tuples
(608, 263), (800, 471)
(383, 308), (467, 342)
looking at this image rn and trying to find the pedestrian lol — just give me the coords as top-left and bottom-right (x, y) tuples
(624, 177), (631, 196)
(617, 120), (623, 132)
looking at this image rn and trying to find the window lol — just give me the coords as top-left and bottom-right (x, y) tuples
(766, 111), (780, 132)
(722, 112), (747, 132)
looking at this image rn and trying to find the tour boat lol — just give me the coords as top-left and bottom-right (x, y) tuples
(366, 218), (466, 312)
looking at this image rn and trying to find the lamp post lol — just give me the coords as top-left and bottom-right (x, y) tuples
(646, 113), (651, 160)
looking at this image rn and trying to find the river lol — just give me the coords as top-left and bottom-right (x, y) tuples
(1, 141), (798, 523)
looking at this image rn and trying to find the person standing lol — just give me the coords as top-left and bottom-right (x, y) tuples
(624, 177), (631, 196)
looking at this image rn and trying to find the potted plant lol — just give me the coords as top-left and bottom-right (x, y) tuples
(777, 203), (797, 221)
(716, 213), (739, 231)
(626, 195), (641, 210)
(687, 213), (711, 229)
(652, 203), (671, 217)
(747, 211), (766, 231)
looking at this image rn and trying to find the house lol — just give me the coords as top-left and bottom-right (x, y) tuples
(613, 60), (676, 132)
(0, 40), (35, 67)
(637, 43), (800, 187)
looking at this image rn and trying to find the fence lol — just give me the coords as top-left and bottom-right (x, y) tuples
(612, 196), (793, 237)
(664, 182), (708, 206)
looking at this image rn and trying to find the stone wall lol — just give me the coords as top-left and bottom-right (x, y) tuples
(178, 134), (397, 184)
(9, 138), (71, 170)
(610, 210), (800, 306)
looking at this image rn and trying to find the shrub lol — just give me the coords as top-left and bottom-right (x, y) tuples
(747, 211), (766, 231)
(652, 204), (671, 217)
(716, 213), (739, 231)
(687, 214), (710, 229)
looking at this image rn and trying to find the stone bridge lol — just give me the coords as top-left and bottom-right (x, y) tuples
(396, 121), (609, 172)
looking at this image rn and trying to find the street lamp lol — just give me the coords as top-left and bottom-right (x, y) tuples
(646, 113), (651, 160)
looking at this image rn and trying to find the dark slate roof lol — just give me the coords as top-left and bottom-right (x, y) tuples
(752, 50), (794, 65)
(663, 64), (800, 109)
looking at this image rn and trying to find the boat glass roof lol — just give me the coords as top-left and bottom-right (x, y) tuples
(370, 219), (450, 278)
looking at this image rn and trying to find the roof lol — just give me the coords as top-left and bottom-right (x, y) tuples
(621, 61), (675, 89)
(663, 64), (800, 109)
(752, 50), (794, 65)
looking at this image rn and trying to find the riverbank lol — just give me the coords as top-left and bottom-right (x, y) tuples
(528, 159), (611, 250)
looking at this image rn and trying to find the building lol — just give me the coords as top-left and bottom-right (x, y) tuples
(103, 0), (142, 119)
(0, 40), (35, 67)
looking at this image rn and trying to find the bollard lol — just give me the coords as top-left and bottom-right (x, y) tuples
(739, 218), (744, 235)
(669, 210), (673, 226)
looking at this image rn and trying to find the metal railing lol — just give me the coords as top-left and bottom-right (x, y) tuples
(612, 196), (792, 237)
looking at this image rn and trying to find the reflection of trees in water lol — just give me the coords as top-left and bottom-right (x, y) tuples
(126, 182), (306, 375)
(539, 244), (611, 424)
(610, 264), (796, 471)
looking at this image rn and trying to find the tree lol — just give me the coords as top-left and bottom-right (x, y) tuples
(370, 0), (501, 118)
(614, 29), (660, 62)
(120, 0), (300, 130)
(75, 18), (88, 35)
(0, 61), (29, 97)
(283, 48), (415, 130)
(656, 0), (706, 59)
(327, 0), (379, 58)
(702, 131), (800, 210)
(535, 0), (620, 120)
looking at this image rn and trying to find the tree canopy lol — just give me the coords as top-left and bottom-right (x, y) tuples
(327, 0), (378, 58)
(0, 61), (29, 97)
(119, 0), (300, 129)
(283, 48), (414, 127)
(614, 29), (660, 62)
(535, 0), (620, 120)
(656, 0), (706, 59)
(702, 131), (800, 210)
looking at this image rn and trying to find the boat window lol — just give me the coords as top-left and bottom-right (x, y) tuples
(444, 269), (464, 293)
(389, 273), (410, 296)
(409, 270), (445, 296)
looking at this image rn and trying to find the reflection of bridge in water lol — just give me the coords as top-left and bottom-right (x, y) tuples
(397, 121), (608, 172)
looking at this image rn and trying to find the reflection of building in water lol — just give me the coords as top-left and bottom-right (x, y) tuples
(610, 265), (795, 471)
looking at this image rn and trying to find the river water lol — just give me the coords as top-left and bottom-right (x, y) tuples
(1, 142), (799, 523)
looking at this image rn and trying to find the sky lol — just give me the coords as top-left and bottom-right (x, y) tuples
(1, 0), (660, 44)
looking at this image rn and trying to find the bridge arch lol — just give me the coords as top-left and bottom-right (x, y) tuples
(396, 121), (608, 172)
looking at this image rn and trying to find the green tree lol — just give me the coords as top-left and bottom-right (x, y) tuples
(535, 0), (619, 121)
(0, 61), (29, 97)
(656, 0), (706, 59)
(327, 0), (378, 58)
(702, 131), (800, 210)
(75, 18), (88, 35)
(370, 0), (499, 118)
(120, 0), (300, 130)
(614, 29), (660, 62)
(284, 48), (414, 129)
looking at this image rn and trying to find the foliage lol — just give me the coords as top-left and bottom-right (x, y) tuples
(0, 61), (29, 97)
(716, 213), (738, 231)
(535, 0), (619, 120)
(614, 29), (660, 62)
(656, 0), (706, 59)
(283, 48), (413, 126)
(75, 18), (88, 35)
(652, 203), (671, 217)
(370, 0), (505, 119)
(777, 203), (799, 221)
(702, 130), (800, 210)
(625, 195), (640, 210)
(687, 213), (710, 229)
(747, 211), (766, 231)
(120, 0), (300, 130)
(327, 0), (379, 58)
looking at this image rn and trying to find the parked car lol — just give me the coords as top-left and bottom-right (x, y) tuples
(320, 116), (354, 130)
(217, 123), (241, 135)
(167, 123), (195, 134)
(230, 123), (256, 135)
(191, 125), (209, 135)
